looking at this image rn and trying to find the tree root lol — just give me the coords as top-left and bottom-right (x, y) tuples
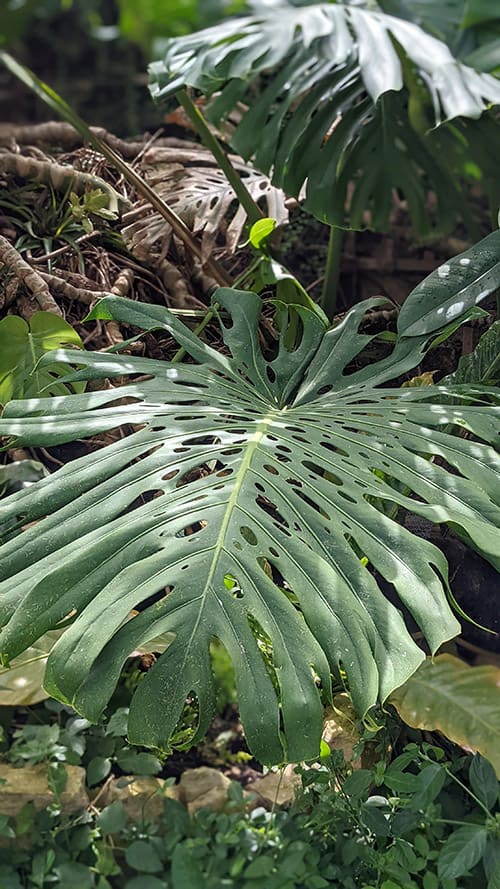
(0, 236), (63, 316)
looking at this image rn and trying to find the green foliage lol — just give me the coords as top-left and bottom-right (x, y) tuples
(0, 233), (499, 764)
(117, 0), (247, 55)
(389, 655), (500, 777)
(0, 182), (117, 259)
(0, 312), (84, 405)
(0, 731), (499, 889)
(379, 0), (500, 74)
(150, 1), (500, 237)
(446, 320), (500, 384)
(6, 701), (163, 785)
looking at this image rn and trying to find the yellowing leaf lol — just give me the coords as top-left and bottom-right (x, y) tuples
(389, 655), (500, 776)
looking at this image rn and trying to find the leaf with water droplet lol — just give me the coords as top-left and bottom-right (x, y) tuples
(398, 230), (500, 337)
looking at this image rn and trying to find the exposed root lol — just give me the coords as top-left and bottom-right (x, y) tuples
(0, 235), (62, 316)
(0, 151), (126, 213)
(0, 121), (148, 160)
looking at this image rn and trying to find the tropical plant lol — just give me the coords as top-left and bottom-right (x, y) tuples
(149, 0), (500, 238)
(0, 312), (84, 405)
(389, 654), (500, 776)
(446, 318), (500, 384)
(122, 139), (288, 262)
(0, 231), (499, 765)
(379, 0), (500, 73)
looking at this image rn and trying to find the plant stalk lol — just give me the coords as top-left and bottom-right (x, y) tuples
(175, 88), (263, 228)
(172, 302), (220, 364)
(320, 225), (344, 321)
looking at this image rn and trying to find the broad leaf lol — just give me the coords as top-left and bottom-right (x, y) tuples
(438, 824), (489, 879)
(122, 141), (288, 262)
(469, 754), (499, 810)
(390, 655), (500, 776)
(398, 231), (500, 336)
(446, 320), (500, 384)
(149, 1), (500, 235)
(0, 257), (498, 762)
(0, 630), (63, 706)
(379, 1), (466, 45)
(0, 311), (84, 405)
(463, 0), (499, 28)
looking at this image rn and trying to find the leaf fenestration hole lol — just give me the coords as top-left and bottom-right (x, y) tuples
(337, 490), (356, 504)
(263, 464), (279, 475)
(240, 526), (258, 546)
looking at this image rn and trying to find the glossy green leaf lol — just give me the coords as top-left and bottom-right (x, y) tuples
(0, 268), (498, 763)
(149, 2), (500, 235)
(0, 312), (83, 405)
(488, 866), (500, 889)
(87, 756), (112, 787)
(126, 840), (163, 873)
(390, 655), (500, 776)
(249, 217), (276, 250)
(438, 824), (488, 879)
(398, 230), (500, 336)
(406, 763), (446, 811)
(54, 862), (94, 889)
(485, 837), (500, 882)
(469, 754), (499, 809)
(125, 879), (167, 889)
(379, 0), (465, 44)
(446, 320), (500, 384)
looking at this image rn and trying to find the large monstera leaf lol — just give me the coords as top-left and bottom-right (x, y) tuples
(149, 1), (500, 235)
(0, 254), (499, 764)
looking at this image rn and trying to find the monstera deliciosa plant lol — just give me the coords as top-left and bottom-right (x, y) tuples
(150, 0), (500, 236)
(0, 233), (499, 764)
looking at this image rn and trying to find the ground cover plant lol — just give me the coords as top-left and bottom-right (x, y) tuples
(0, 700), (499, 889)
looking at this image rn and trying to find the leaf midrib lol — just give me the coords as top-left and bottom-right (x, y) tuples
(179, 409), (277, 665)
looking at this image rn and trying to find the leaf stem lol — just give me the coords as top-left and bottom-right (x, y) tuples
(320, 225), (344, 321)
(172, 302), (220, 363)
(175, 88), (264, 228)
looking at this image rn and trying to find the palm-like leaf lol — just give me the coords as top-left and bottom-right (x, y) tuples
(122, 141), (288, 262)
(149, 1), (500, 235)
(0, 238), (499, 764)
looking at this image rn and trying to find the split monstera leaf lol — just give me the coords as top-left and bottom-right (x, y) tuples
(0, 233), (499, 765)
(150, 0), (500, 236)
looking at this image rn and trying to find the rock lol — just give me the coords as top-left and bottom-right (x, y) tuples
(323, 693), (362, 767)
(178, 766), (231, 815)
(0, 763), (88, 816)
(249, 765), (301, 808)
(99, 776), (179, 822)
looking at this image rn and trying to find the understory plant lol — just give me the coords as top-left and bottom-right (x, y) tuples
(0, 229), (499, 764)
(0, 728), (499, 888)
